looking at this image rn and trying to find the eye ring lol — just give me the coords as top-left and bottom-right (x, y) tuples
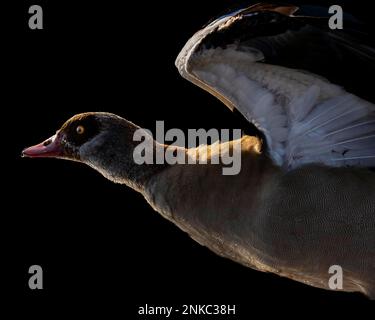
(76, 125), (85, 135)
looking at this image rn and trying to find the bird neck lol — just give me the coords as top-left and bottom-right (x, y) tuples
(82, 124), (170, 192)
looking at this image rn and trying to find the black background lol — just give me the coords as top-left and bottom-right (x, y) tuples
(4, 0), (375, 317)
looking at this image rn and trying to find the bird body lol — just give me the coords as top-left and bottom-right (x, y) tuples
(144, 136), (375, 297)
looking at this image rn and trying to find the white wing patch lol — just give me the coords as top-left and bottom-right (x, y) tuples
(186, 48), (375, 169)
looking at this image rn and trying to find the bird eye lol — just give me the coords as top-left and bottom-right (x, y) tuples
(76, 125), (85, 135)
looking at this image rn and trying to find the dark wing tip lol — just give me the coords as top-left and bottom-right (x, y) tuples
(242, 3), (299, 16)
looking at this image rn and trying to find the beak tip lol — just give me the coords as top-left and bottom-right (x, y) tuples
(21, 148), (28, 158)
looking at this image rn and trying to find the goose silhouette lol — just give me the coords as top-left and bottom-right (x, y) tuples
(23, 3), (375, 298)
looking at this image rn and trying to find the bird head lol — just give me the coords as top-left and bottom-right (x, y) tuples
(22, 112), (129, 160)
(22, 112), (152, 187)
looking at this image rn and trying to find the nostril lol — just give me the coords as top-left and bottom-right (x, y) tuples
(43, 139), (52, 147)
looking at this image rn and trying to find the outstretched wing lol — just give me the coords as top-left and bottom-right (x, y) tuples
(176, 3), (375, 169)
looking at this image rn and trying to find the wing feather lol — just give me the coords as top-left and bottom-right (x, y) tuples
(176, 3), (375, 170)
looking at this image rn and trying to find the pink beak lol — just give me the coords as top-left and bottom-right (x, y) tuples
(22, 134), (63, 158)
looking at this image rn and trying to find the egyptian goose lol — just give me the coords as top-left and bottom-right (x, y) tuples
(23, 3), (375, 298)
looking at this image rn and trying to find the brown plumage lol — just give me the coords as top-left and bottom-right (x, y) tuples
(22, 112), (375, 298)
(22, 3), (375, 299)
